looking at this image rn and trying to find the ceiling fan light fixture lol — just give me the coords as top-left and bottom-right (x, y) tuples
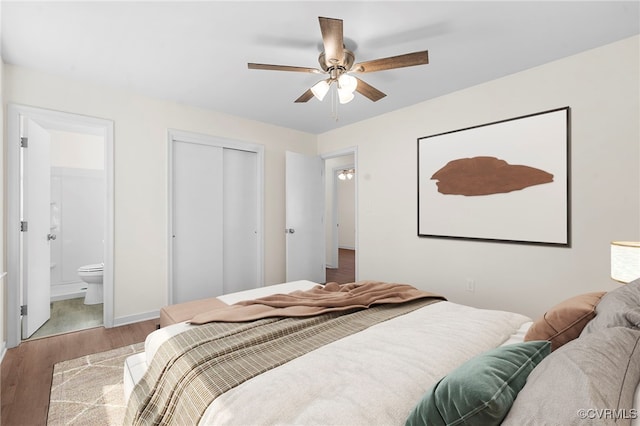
(338, 168), (355, 180)
(338, 73), (357, 93)
(338, 87), (355, 104)
(311, 80), (330, 101)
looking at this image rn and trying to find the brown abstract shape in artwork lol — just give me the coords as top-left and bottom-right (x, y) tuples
(431, 156), (554, 196)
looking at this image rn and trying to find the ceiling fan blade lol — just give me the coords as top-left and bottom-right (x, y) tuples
(354, 77), (386, 102)
(248, 63), (321, 73)
(352, 50), (429, 73)
(319, 17), (344, 66)
(295, 89), (315, 103)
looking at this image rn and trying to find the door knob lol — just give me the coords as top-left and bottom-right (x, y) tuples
(47, 233), (57, 241)
(285, 228), (295, 234)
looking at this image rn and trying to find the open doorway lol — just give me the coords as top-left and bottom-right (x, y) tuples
(26, 129), (106, 340)
(6, 105), (114, 348)
(324, 155), (356, 284)
(284, 148), (357, 285)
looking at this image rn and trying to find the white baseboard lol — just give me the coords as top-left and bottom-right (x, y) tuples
(51, 282), (87, 301)
(338, 245), (355, 250)
(113, 310), (160, 328)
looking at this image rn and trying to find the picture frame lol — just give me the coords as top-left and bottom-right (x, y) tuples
(417, 107), (570, 246)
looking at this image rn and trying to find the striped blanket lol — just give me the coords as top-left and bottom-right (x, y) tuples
(124, 297), (443, 425)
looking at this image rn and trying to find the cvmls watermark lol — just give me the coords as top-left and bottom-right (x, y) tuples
(577, 408), (638, 420)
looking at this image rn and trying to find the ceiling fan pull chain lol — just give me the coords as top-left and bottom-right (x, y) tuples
(331, 86), (339, 121)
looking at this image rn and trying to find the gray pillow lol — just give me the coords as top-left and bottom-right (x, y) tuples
(502, 326), (640, 426)
(626, 308), (640, 328)
(581, 278), (640, 335)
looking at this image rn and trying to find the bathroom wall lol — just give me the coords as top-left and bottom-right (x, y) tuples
(49, 130), (105, 300)
(50, 129), (104, 170)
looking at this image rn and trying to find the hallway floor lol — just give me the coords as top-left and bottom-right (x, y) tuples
(326, 248), (356, 284)
(26, 297), (103, 340)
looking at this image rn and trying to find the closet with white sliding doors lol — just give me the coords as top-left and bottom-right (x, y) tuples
(169, 131), (263, 304)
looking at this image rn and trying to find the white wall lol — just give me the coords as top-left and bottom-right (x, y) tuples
(3, 65), (316, 322)
(318, 36), (640, 320)
(337, 177), (355, 249)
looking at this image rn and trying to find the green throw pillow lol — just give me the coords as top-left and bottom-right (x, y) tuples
(405, 340), (551, 426)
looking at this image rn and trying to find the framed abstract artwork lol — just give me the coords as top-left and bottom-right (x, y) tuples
(417, 107), (570, 246)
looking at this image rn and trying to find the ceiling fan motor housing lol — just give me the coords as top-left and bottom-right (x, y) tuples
(319, 49), (355, 76)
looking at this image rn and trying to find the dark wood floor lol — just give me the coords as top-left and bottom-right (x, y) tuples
(1, 319), (159, 426)
(326, 248), (356, 284)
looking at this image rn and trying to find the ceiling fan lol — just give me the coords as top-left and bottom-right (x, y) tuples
(248, 17), (429, 104)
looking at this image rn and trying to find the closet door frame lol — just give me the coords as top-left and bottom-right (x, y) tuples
(167, 129), (264, 305)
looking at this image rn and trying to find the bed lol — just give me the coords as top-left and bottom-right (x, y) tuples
(124, 279), (640, 425)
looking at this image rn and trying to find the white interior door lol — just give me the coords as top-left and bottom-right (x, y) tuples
(22, 118), (52, 338)
(172, 140), (224, 303)
(223, 148), (258, 294)
(285, 151), (326, 283)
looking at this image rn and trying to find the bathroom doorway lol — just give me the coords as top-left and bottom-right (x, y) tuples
(27, 130), (105, 340)
(6, 105), (114, 347)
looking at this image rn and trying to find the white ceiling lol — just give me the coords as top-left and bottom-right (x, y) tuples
(2, 1), (638, 134)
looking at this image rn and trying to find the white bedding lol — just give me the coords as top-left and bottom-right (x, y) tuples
(126, 280), (532, 425)
(198, 301), (530, 425)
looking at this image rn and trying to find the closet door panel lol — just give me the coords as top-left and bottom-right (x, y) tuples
(223, 148), (258, 293)
(172, 141), (224, 303)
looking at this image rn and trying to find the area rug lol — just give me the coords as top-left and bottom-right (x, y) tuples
(47, 342), (144, 426)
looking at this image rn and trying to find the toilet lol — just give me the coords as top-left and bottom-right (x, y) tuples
(78, 263), (104, 305)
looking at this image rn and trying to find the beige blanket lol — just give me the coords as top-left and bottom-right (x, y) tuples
(189, 281), (445, 324)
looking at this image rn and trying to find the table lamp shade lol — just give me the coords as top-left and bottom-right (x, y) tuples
(611, 241), (640, 284)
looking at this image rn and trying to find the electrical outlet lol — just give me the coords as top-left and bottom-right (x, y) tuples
(466, 279), (475, 292)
